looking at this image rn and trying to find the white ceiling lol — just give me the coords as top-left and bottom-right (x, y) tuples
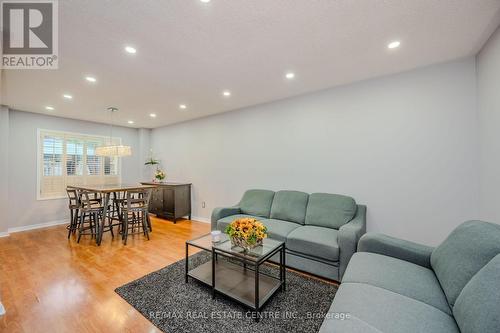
(2, 0), (500, 128)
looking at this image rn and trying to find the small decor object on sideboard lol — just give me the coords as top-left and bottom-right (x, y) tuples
(145, 150), (164, 182)
(144, 156), (160, 167)
(154, 169), (166, 182)
(225, 217), (268, 251)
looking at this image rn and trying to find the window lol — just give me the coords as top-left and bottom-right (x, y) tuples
(38, 130), (122, 199)
(65, 139), (84, 176)
(86, 140), (101, 176)
(43, 135), (64, 176)
(104, 156), (119, 175)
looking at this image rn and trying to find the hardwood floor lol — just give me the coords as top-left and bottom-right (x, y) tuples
(0, 217), (210, 333)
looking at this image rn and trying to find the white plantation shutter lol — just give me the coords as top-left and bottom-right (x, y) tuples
(38, 130), (122, 199)
(43, 135), (64, 176)
(66, 138), (84, 176)
(104, 156), (119, 175)
(86, 140), (102, 176)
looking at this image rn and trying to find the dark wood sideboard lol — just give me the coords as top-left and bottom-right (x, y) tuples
(140, 182), (192, 223)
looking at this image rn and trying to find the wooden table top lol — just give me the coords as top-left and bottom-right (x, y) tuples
(67, 183), (157, 193)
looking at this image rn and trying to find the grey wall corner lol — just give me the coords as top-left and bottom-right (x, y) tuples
(138, 128), (153, 181)
(0, 107), (9, 234)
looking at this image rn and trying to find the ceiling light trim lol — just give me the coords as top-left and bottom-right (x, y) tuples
(124, 45), (137, 54)
(387, 40), (401, 49)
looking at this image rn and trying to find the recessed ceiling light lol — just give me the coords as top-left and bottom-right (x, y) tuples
(124, 46), (137, 54)
(223, 90), (231, 97)
(149, 113), (157, 118)
(127, 120), (134, 124)
(285, 72), (295, 80)
(63, 94), (73, 99)
(387, 41), (401, 49)
(45, 106), (54, 111)
(200, 0), (211, 3)
(85, 76), (97, 83)
(179, 104), (187, 110)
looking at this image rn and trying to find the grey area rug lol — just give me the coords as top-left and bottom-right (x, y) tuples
(115, 252), (338, 333)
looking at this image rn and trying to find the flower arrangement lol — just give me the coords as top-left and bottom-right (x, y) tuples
(145, 150), (165, 182)
(154, 169), (166, 182)
(224, 218), (268, 251)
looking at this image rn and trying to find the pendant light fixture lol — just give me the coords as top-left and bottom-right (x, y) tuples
(95, 107), (132, 157)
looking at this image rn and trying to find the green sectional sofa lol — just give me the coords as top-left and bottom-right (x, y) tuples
(211, 189), (366, 281)
(319, 220), (500, 333)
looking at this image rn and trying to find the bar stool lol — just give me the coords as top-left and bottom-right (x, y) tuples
(110, 191), (126, 227)
(138, 191), (152, 232)
(88, 192), (103, 205)
(66, 188), (81, 239)
(122, 189), (151, 245)
(78, 190), (119, 244)
(77, 190), (105, 243)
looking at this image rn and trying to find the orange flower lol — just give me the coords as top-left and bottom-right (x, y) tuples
(226, 217), (268, 242)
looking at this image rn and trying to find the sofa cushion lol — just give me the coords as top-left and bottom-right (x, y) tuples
(305, 193), (357, 229)
(343, 252), (451, 314)
(269, 190), (309, 224)
(259, 218), (301, 242)
(287, 226), (339, 262)
(430, 220), (500, 307)
(216, 214), (265, 231)
(319, 283), (460, 333)
(453, 254), (500, 333)
(239, 189), (275, 218)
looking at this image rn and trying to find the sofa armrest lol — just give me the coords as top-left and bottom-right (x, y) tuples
(358, 233), (434, 268)
(338, 205), (367, 280)
(210, 206), (241, 230)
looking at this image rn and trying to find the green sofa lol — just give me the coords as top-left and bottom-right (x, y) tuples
(319, 220), (500, 333)
(211, 189), (366, 281)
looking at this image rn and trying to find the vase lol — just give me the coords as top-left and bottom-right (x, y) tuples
(230, 236), (263, 251)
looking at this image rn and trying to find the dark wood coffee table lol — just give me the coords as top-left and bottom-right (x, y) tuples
(185, 233), (286, 316)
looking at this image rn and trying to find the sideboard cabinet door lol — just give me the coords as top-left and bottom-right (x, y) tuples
(149, 187), (164, 214)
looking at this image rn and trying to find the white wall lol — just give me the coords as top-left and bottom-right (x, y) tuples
(138, 128), (153, 181)
(152, 58), (480, 245)
(0, 107), (9, 235)
(477, 27), (500, 223)
(2, 55), (489, 243)
(6, 110), (143, 230)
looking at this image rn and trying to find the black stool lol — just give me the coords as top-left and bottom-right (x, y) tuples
(77, 190), (105, 243)
(122, 189), (151, 245)
(66, 188), (81, 239)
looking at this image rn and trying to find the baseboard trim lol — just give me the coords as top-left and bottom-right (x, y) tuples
(191, 216), (210, 224)
(7, 219), (69, 234)
(2, 216), (208, 237)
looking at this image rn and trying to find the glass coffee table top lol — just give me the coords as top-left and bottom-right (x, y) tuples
(186, 232), (286, 312)
(186, 233), (228, 250)
(187, 233), (284, 262)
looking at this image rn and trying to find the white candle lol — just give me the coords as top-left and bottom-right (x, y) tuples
(211, 230), (221, 243)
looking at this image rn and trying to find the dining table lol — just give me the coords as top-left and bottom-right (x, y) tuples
(67, 183), (157, 245)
